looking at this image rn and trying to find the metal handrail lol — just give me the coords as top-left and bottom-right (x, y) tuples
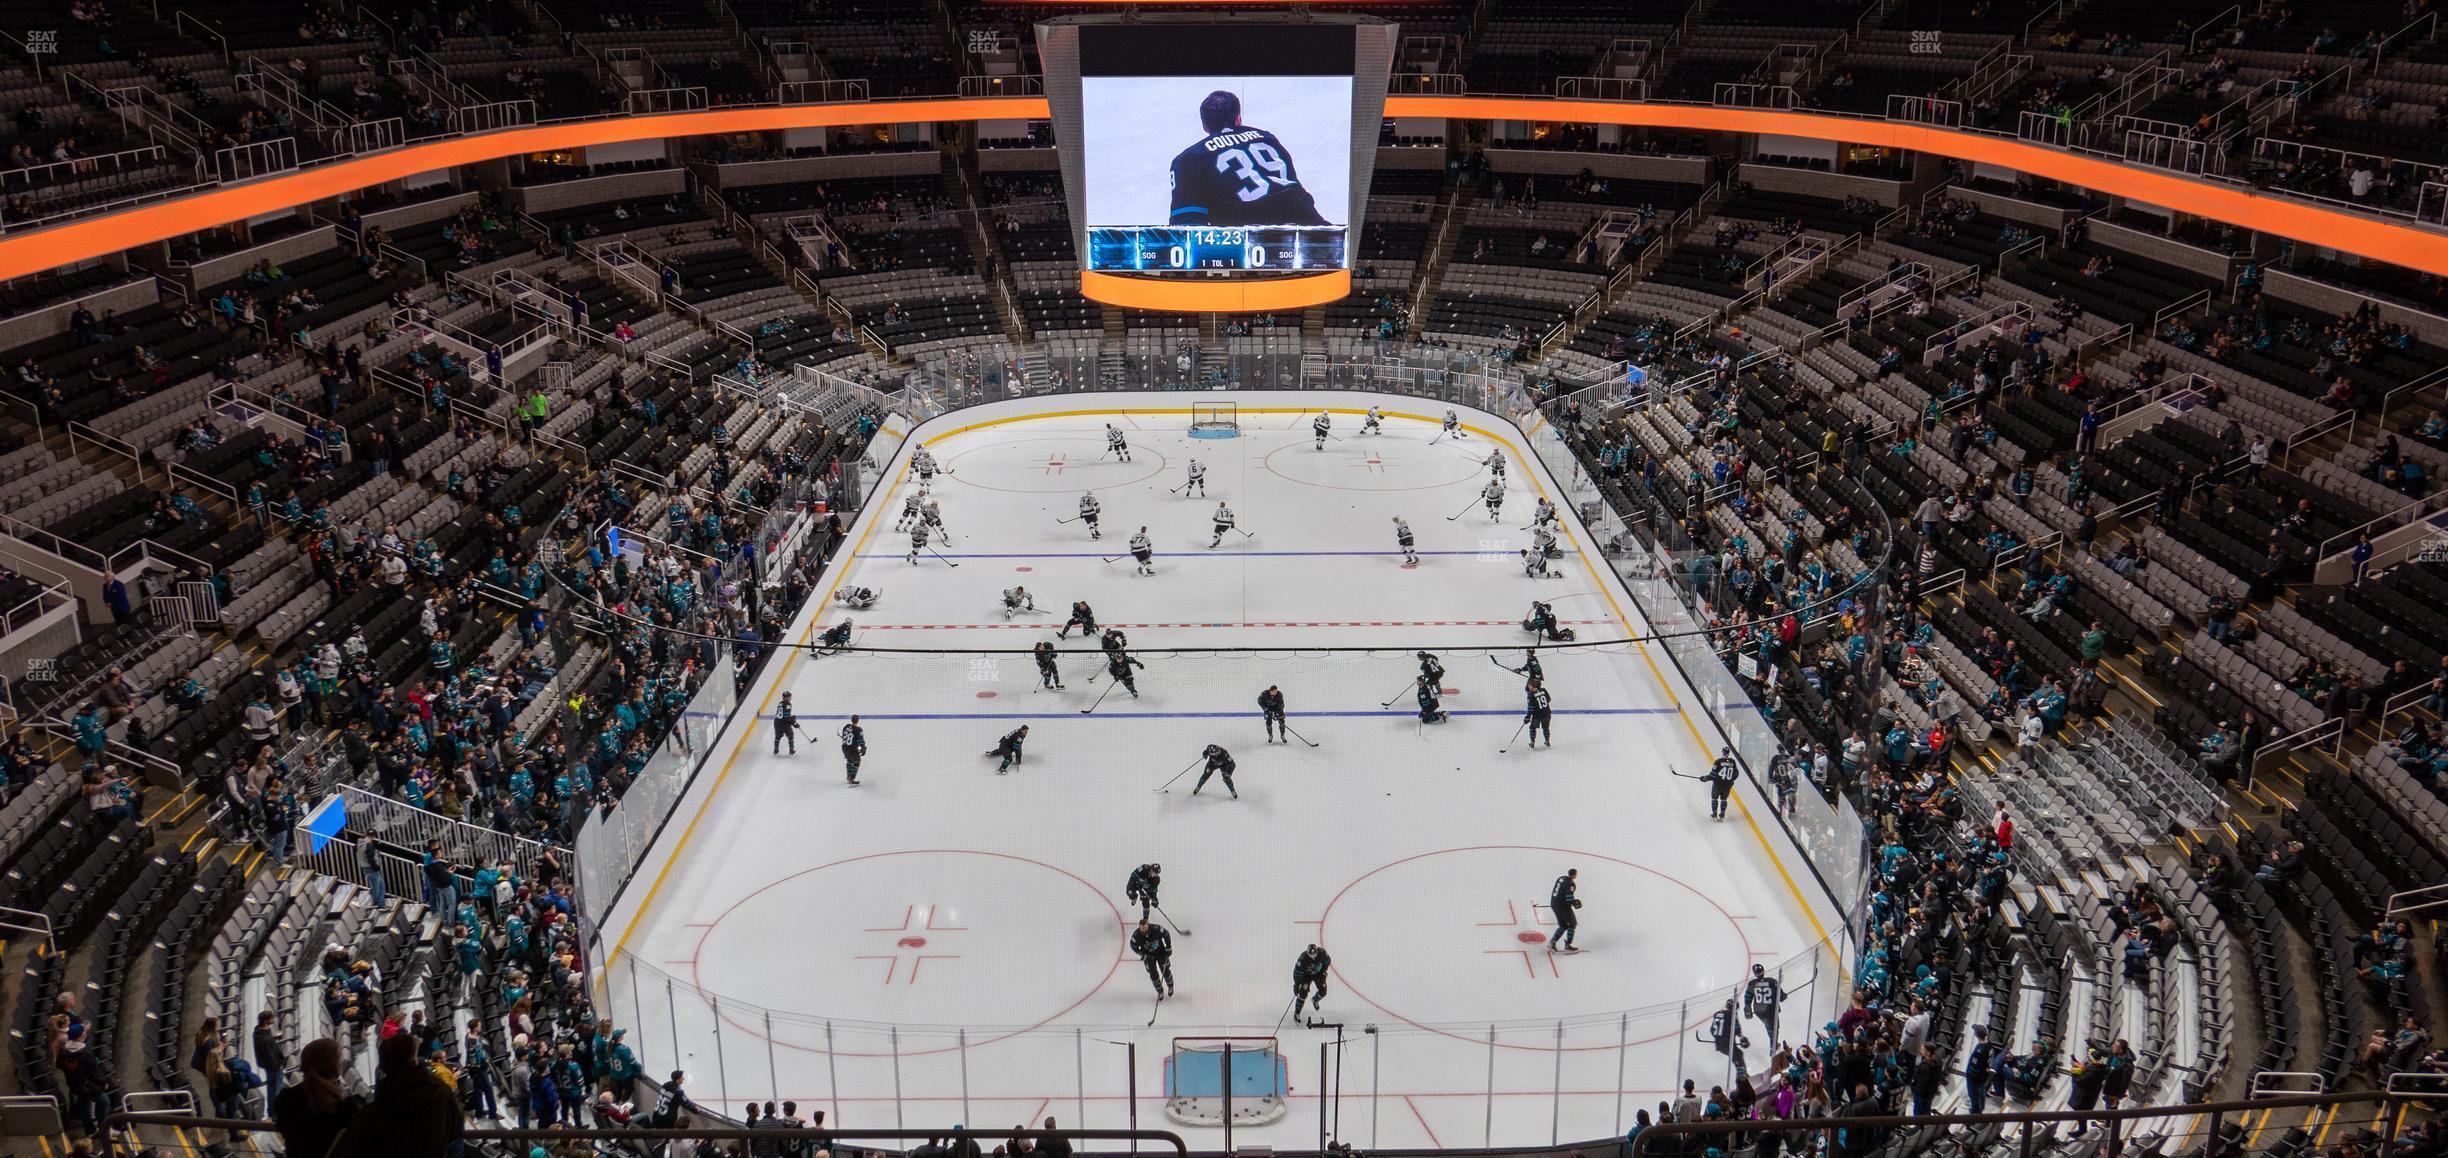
(105, 1117), (1192, 1157)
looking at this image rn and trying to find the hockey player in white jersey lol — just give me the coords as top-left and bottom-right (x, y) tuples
(1533, 496), (1557, 529)
(1361, 405), (1383, 435)
(1532, 522), (1561, 560)
(1077, 492), (1102, 540)
(1441, 409), (1465, 439)
(1207, 502), (1236, 548)
(835, 585), (880, 609)
(1312, 411), (1332, 450)
(1104, 424), (1131, 462)
(1182, 459), (1207, 497)
(906, 521), (931, 565)
(1000, 585), (1036, 619)
(921, 497), (947, 540)
(912, 445), (939, 484)
(1392, 516), (1420, 567)
(1484, 448), (1506, 479)
(1129, 527), (1155, 575)
(1481, 477), (1505, 521)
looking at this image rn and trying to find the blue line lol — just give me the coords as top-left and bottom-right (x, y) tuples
(853, 549), (1538, 559)
(756, 707), (1682, 722)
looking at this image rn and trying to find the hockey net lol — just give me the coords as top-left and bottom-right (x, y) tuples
(1188, 399), (1239, 436)
(1164, 1036), (1288, 1127)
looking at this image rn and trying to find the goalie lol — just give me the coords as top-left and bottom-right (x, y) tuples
(834, 585), (881, 610)
(1522, 600), (1576, 642)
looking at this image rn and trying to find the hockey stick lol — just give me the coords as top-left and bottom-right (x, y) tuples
(1100, 555), (1123, 565)
(1379, 678), (1418, 708)
(1147, 991), (1164, 1026)
(1151, 756), (1202, 792)
(1498, 717), (1531, 754)
(1444, 495), (1482, 521)
(1270, 995), (1301, 1038)
(1234, 526), (1256, 538)
(1428, 429), (1447, 446)
(1083, 678), (1121, 715)
(1280, 722), (1320, 748)
(1153, 901), (1192, 936)
(925, 546), (961, 568)
(1490, 655), (1530, 676)
(1056, 515), (1082, 524)
(1666, 768), (1713, 781)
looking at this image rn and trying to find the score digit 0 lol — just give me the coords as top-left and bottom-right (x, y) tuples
(1246, 241), (1268, 268)
(1168, 244), (1188, 268)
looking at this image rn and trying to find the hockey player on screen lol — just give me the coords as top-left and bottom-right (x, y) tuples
(1523, 678), (1552, 750)
(1001, 585), (1036, 619)
(1522, 600), (1575, 642)
(912, 445), (939, 484)
(1361, 405), (1383, 435)
(1441, 409), (1465, 439)
(1706, 747), (1739, 820)
(1415, 677), (1448, 724)
(1207, 502), (1236, 548)
(1533, 496), (1558, 529)
(1105, 424), (1132, 462)
(1033, 640), (1064, 690)
(1417, 650), (1446, 690)
(1291, 944), (1332, 1020)
(1132, 918), (1175, 998)
(986, 725), (1030, 774)
(1548, 868), (1582, 952)
(1312, 411), (1332, 450)
(1744, 963), (1787, 1049)
(1130, 527), (1155, 575)
(839, 715), (866, 786)
(1257, 684), (1288, 743)
(906, 520), (931, 565)
(896, 489), (925, 531)
(1058, 600), (1098, 640)
(1105, 646), (1146, 698)
(1167, 90), (1329, 229)
(1392, 516), (1420, 567)
(817, 620), (856, 655)
(1484, 448), (1506, 479)
(1192, 743), (1237, 798)
(835, 585), (880, 610)
(1182, 459), (1207, 497)
(1481, 477), (1506, 522)
(1077, 491), (1103, 540)
(773, 691), (800, 755)
(1126, 863), (1163, 919)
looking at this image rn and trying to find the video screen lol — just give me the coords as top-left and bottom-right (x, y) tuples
(1079, 25), (1355, 273)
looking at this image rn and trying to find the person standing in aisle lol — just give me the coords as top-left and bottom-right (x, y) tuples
(839, 715), (866, 786)
(1257, 685), (1288, 743)
(1549, 868), (1582, 952)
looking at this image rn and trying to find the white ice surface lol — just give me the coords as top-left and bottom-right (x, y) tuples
(608, 395), (1827, 1148)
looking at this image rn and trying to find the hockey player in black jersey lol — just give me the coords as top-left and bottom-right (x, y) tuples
(1131, 919), (1175, 998)
(987, 725), (1029, 774)
(1417, 650), (1446, 689)
(1743, 962), (1786, 1048)
(1168, 91), (1330, 228)
(1058, 600), (1097, 639)
(1192, 743), (1237, 798)
(1523, 678), (1552, 749)
(839, 716), (866, 785)
(773, 692), (800, 755)
(1415, 678), (1448, 724)
(1291, 944), (1332, 1020)
(1706, 747), (1739, 820)
(1125, 863), (1163, 919)
(1549, 868), (1582, 951)
(1257, 685), (1287, 743)
(1105, 649), (1144, 697)
(1033, 640), (1064, 690)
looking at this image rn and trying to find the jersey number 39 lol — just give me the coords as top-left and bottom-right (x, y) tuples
(1215, 143), (1291, 202)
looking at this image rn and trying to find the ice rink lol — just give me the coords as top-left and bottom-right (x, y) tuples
(603, 392), (1837, 1149)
